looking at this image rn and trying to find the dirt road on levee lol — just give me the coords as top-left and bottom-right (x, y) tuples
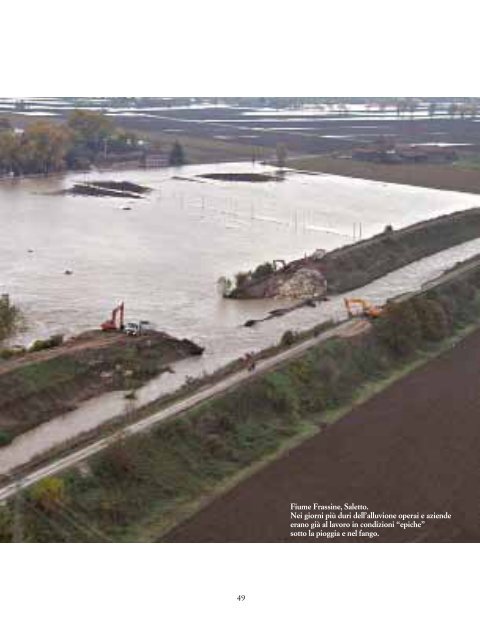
(165, 327), (480, 543)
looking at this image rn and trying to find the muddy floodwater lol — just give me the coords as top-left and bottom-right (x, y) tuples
(3, 161), (480, 345)
(2, 162), (480, 473)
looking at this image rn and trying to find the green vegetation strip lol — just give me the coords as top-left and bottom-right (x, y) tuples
(2, 263), (480, 542)
(321, 207), (480, 293)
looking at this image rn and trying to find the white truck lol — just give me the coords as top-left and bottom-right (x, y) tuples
(124, 321), (153, 337)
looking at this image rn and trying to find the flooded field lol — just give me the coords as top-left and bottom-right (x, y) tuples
(3, 162), (480, 345)
(2, 162), (480, 472)
(5, 98), (480, 159)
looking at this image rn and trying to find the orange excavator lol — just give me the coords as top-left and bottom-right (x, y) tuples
(344, 298), (384, 319)
(101, 302), (125, 331)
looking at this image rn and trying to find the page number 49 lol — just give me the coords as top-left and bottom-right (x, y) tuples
(237, 595), (246, 602)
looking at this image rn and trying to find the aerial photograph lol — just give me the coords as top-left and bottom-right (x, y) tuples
(1, 96), (480, 543)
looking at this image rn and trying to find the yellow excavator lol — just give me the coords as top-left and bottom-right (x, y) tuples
(344, 298), (384, 319)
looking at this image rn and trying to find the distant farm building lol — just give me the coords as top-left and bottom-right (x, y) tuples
(352, 144), (458, 165)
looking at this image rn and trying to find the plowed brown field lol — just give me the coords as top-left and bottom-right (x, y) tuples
(165, 328), (480, 543)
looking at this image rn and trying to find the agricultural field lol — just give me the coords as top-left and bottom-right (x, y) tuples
(6, 98), (480, 168)
(166, 322), (480, 543)
(288, 155), (480, 195)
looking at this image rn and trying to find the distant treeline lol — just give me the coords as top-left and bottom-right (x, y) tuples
(0, 110), (141, 176)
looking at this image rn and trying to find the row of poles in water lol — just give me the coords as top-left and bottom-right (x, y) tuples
(162, 190), (363, 239)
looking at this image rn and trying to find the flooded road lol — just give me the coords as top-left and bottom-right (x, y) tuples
(2, 162), (480, 473)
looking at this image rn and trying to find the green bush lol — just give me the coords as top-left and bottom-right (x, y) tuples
(92, 440), (138, 483)
(252, 261), (274, 280)
(265, 371), (300, 418)
(235, 271), (250, 289)
(0, 507), (11, 543)
(29, 340), (47, 353)
(0, 295), (22, 342)
(375, 300), (422, 356)
(0, 431), (13, 447)
(412, 298), (450, 342)
(0, 346), (26, 360)
(28, 334), (64, 353)
(280, 330), (297, 347)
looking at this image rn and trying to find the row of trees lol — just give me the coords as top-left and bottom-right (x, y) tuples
(0, 110), (142, 176)
(395, 100), (479, 120)
(0, 110), (187, 176)
(0, 122), (72, 175)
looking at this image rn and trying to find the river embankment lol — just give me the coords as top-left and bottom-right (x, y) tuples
(229, 206), (480, 298)
(0, 329), (203, 446)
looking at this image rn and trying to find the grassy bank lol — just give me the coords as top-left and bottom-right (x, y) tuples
(2, 258), (480, 542)
(322, 207), (480, 292)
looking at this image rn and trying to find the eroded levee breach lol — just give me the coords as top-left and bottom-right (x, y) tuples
(229, 206), (480, 299)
